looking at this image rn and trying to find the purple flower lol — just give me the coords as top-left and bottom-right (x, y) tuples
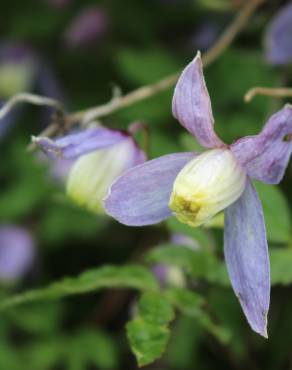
(0, 226), (35, 282)
(104, 52), (292, 337)
(265, 2), (292, 65)
(34, 125), (146, 213)
(63, 6), (109, 49)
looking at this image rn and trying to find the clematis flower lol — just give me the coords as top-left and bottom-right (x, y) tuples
(265, 2), (292, 65)
(105, 52), (292, 337)
(0, 225), (35, 282)
(34, 125), (146, 214)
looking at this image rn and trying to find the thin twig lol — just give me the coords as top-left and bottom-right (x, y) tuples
(244, 87), (292, 102)
(27, 0), (264, 145)
(0, 93), (64, 121)
(68, 0), (264, 127)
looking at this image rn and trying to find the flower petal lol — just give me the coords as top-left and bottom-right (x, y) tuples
(231, 105), (292, 184)
(33, 127), (127, 159)
(265, 2), (292, 65)
(104, 152), (196, 226)
(224, 180), (270, 338)
(172, 52), (224, 148)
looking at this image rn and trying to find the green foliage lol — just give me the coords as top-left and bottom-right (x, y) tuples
(0, 265), (159, 311)
(255, 181), (291, 244)
(270, 248), (292, 285)
(146, 244), (229, 285)
(126, 292), (175, 366)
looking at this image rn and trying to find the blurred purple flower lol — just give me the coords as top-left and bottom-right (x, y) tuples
(0, 42), (37, 138)
(0, 225), (35, 282)
(0, 41), (66, 138)
(265, 2), (292, 65)
(190, 22), (219, 52)
(63, 6), (109, 48)
(152, 233), (198, 288)
(46, 0), (71, 9)
(33, 124), (146, 214)
(105, 52), (292, 337)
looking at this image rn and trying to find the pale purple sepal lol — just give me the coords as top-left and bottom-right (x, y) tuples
(33, 127), (128, 159)
(224, 180), (270, 338)
(231, 106), (292, 184)
(104, 152), (196, 226)
(63, 6), (108, 48)
(172, 52), (224, 149)
(265, 2), (292, 65)
(0, 226), (35, 281)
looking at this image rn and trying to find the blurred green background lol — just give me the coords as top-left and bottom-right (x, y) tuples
(1, 0), (292, 369)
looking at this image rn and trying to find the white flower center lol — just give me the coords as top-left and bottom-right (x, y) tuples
(169, 148), (246, 227)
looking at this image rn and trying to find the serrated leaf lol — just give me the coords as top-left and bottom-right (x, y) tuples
(127, 317), (170, 367)
(127, 292), (175, 367)
(138, 292), (175, 326)
(0, 265), (159, 311)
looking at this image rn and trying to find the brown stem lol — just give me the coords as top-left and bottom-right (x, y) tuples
(244, 87), (292, 102)
(68, 0), (264, 126)
(30, 0), (264, 145)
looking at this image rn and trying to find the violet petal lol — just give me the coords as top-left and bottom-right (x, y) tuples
(0, 225), (35, 281)
(224, 180), (270, 338)
(104, 152), (196, 226)
(231, 105), (292, 184)
(265, 2), (292, 65)
(33, 127), (128, 159)
(172, 52), (224, 148)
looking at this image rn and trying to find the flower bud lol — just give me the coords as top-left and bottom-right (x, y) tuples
(67, 138), (145, 214)
(169, 149), (246, 227)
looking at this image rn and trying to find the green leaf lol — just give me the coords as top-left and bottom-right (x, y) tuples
(254, 181), (291, 244)
(127, 318), (170, 367)
(166, 316), (205, 369)
(127, 292), (175, 367)
(0, 265), (159, 311)
(165, 287), (230, 344)
(270, 248), (292, 285)
(138, 291), (175, 326)
(164, 288), (204, 317)
(65, 329), (118, 370)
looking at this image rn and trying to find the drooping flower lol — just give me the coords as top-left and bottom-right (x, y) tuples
(0, 225), (35, 282)
(63, 6), (109, 49)
(105, 52), (292, 337)
(265, 2), (292, 65)
(34, 125), (146, 214)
